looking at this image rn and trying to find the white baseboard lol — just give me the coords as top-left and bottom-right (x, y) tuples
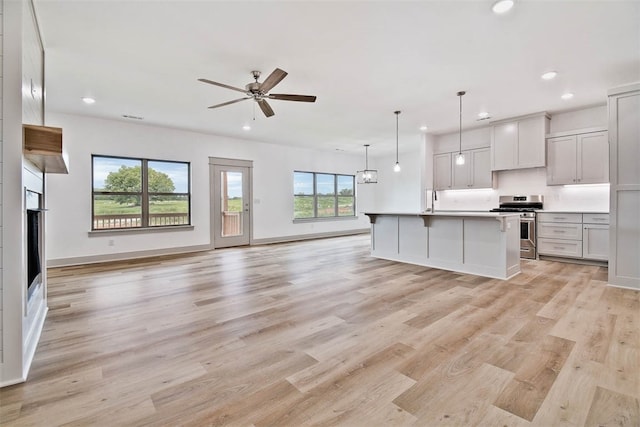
(0, 374), (26, 388)
(606, 282), (640, 291)
(47, 230), (371, 267)
(251, 229), (370, 246)
(47, 244), (212, 267)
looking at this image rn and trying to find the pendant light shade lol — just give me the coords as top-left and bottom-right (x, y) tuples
(394, 110), (401, 172)
(357, 144), (378, 184)
(456, 91), (466, 166)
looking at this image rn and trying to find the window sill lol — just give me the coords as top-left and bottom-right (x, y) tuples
(293, 216), (359, 224)
(88, 225), (194, 237)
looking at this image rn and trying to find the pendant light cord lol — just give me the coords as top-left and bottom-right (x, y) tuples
(458, 92), (463, 154)
(365, 144), (369, 169)
(459, 96), (462, 154)
(396, 112), (399, 163)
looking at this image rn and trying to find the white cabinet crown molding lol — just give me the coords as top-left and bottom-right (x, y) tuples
(489, 111), (550, 125)
(546, 126), (607, 139)
(607, 82), (640, 96)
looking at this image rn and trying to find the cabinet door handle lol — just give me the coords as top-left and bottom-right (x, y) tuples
(553, 230), (566, 233)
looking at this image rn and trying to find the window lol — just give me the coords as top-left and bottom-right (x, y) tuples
(294, 171), (355, 219)
(92, 155), (191, 230)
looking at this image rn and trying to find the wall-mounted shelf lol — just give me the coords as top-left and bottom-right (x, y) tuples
(23, 124), (69, 174)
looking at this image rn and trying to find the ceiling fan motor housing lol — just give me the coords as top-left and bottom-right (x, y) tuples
(245, 82), (262, 94)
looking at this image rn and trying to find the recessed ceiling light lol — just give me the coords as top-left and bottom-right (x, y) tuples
(541, 71), (558, 80)
(492, 0), (514, 14)
(419, 125), (428, 132)
(242, 125), (251, 131)
(561, 93), (574, 100)
(82, 97), (96, 104)
(478, 111), (490, 119)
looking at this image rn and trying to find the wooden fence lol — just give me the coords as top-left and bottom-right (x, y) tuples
(222, 211), (242, 236)
(93, 213), (189, 229)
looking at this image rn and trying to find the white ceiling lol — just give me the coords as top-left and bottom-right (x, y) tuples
(35, 1), (640, 155)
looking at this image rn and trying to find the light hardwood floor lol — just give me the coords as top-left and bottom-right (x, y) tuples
(1, 234), (638, 426)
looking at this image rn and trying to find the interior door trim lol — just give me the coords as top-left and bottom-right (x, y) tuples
(209, 157), (253, 249)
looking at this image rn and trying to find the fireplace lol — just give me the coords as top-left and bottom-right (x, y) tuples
(26, 189), (43, 300)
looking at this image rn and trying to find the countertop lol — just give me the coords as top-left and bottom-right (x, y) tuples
(537, 210), (609, 214)
(363, 211), (521, 218)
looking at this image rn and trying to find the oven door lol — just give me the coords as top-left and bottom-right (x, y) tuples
(520, 217), (536, 259)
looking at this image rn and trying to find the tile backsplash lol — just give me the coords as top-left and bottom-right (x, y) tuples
(435, 167), (609, 212)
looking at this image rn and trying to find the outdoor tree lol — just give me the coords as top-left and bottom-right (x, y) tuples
(104, 165), (174, 205)
(339, 188), (354, 196)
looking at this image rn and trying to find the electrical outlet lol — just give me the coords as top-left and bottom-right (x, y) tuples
(108, 239), (115, 246)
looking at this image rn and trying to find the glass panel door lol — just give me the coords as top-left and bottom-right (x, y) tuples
(221, 171), (243, 237)
(213, 165), (251, 248)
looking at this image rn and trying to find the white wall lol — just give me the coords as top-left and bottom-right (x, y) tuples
(0, 0), (4, 363)
(367, 135), (423, 212)
(44, 113), (372, 264)
(2, 0), (35, 386)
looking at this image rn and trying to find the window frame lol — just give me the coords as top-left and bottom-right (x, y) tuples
(91, 154), (192, 230)
(293, 170), (356, 221)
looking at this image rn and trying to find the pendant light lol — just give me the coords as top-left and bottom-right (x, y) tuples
(394, 110), (401, 172)
(455, 91), (466, 166)
(357, 144), (377, 184)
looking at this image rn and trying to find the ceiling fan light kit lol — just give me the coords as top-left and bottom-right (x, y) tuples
(198, 68), (317, 118)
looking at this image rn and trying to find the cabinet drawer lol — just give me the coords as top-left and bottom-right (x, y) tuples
(538, 222), (582, 240)
(583, 213), (609, 224)
(538, 238), (583, 258)
(537, 213), (582, 223)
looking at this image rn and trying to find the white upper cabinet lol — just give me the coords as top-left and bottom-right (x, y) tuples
(491, 122), (517, 171)
(470, 148), (492, 188)
(434, 152), (452, 190)
(491, 113), (550, 171)
(437, 148), (492, 190)
(579, 131), (609, 184)
(451, 154), (472, 188)
(546, 129), (608, 185)
(547, 135), (578, 185)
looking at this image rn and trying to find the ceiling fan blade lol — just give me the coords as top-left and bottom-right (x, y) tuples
(198, 78), (247, 94)
(208, 97), (251, 109)
(269, 94), (317, 103)
(257, 99), (275, 117)
(259, 68), (288, 93)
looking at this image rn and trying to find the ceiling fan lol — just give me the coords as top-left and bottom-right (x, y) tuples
(198, 68), (317, 118)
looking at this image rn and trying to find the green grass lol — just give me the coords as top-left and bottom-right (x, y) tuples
(294, 196), (354, 218)
(225, 197), (242, 212)
(94, 196), (354, 219)
(94, 198), (188, 215)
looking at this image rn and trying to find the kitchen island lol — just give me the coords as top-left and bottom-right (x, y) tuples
(364, 211), (521, 279)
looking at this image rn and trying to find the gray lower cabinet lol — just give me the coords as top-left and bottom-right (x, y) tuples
(608, 83), (640, 289)
(537, 212), (609, 261)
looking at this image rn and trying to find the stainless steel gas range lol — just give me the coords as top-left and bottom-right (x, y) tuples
(490, 195), (544, 259)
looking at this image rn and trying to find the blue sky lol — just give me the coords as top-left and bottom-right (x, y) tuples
(93, 157), (189, 193)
